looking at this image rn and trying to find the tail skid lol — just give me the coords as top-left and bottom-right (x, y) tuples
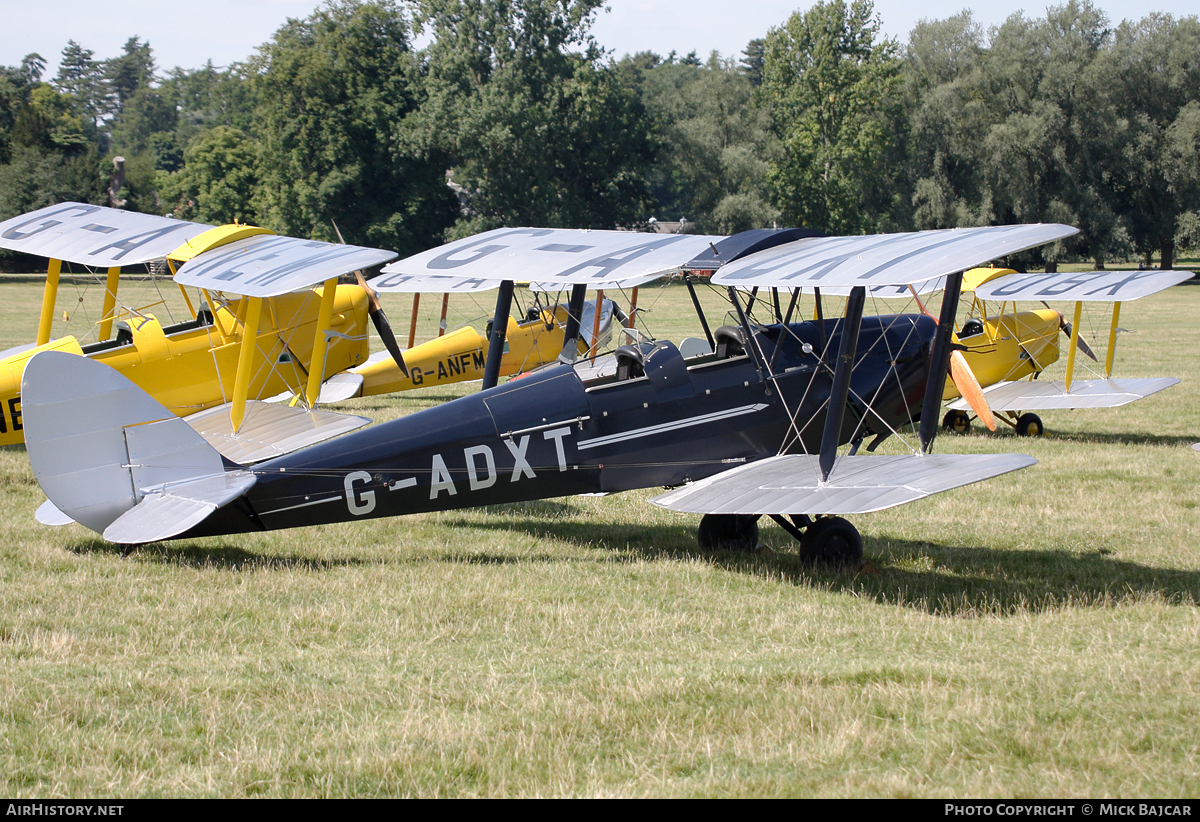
(23, 351), (257, 544)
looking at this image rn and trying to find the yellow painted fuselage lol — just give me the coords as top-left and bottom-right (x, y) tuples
(356, 306), (580, 396)
(942, 308), (1061, 401)
(0, 287), (369, 446)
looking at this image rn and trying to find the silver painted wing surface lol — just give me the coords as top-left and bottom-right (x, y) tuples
(652, 453), (1037, 516)
(174, 234), (397, 297)
(947, 378), (1181, 412)
(380, 227), (721, 285)
(711, 224), (1079, 289)
(0, 202), (212, 265)
(973, 270), (1194, 302)
(183, 400), (371, 464)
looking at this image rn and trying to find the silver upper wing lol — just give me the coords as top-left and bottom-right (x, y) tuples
(710, 224), (1079, 289)
(816, 277), (947, 297)
(367, 272), (507, 293)
(174, 234), (397, 298)
(973, 270), (1194, 302)
(379, 227), (722, 285)
(0, 202), (212, 266)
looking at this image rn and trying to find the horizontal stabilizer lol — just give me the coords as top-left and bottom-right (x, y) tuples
(316, 372), (365, 403)
(947, 378), (1180, 411)
(651, 453), (1036, 516)
(35, 499), (73, 526)
(263, 373), (365, 405)
(184, 400), (370, 464)
(103, 470), (257, 544)
(23, 351), (233, 537)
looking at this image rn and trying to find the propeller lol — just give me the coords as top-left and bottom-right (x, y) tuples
(909, 286), (996, 431)
(1042, 303), (1099, 362)
(355, 270), (409, 379)
(331, 220), (408, 378)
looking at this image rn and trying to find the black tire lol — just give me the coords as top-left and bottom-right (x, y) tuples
(800, 517), (863, 568)
(942, 409), (972, 434)
(697, 514), (760, 552)
(1015, 412), (1044, 437)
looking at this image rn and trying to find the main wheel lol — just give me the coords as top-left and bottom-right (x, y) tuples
(942, 409), (972, 434)
(1015, 412), (1044, 437)
(697, 514), (760, 552)
(800, 517), (863, 568)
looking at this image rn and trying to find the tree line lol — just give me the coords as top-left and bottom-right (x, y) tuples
(1, 0), (1197, 270)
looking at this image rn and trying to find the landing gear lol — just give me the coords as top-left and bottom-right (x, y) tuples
(942, 409), (972, 434)
(799, 516), (863, 568)
(697, 513), (864, 568)
(1015, 412), (1043, 437)
(697, 514), (760, 552)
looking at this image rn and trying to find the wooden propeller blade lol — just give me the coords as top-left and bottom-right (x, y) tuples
(1062, 321), (1100, 362)
(950, 349), (996, 431)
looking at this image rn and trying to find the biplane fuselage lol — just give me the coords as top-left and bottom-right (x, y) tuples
(942, 308), (1062, 402)
(181, 314), (938, 539)
(0, 203), (594, 447)
(355, 305), (584, 396)
(0, 286), (370, 447)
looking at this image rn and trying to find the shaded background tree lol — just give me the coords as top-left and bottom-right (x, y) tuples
(761, 0), (901, 235)
(417, 0), (656, 234)
(249, 0), (458, 253)
(1103, 12), (1200, 269)
(0, 0), (1196, 267)
(626, 50), (779, 234)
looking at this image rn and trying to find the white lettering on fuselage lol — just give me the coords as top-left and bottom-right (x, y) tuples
(344, 471), (376, 515)
(463, 445), (497, 491)
(430, 454), (457, 499)
(504, 435), (536, 481)
(543, 427), (571, 472)
(343, 430), (575, 514)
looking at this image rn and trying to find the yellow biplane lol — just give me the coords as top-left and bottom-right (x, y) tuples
(0, 203), (643, 468)
(942, 266), (1193, 435)
(0, 203), (406, 466)
(332, 272), (630, 399)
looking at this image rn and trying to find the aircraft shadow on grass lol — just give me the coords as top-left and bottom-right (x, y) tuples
(1007, 430), (1200, 448)
(64, 505), (1199, 617)
(434, 511), (1200, 617)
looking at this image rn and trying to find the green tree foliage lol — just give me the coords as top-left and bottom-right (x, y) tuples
(54, 40), (107, 132)
(981, 1), (1124, 266)
(418, 0), (656, 233)
(632, 52), (779, 233)
(901, 12), (990, 229)
(250, 0), (458, 252)
(158, 125), (258, 224)
(897, 2), (1154, 268)
(740, 39), (765, 87)
(1102, 12), (1200, 269)
(761, 0), (901, 234)
(104, 36), (155, 117)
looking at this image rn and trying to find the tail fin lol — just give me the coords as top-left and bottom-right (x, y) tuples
(23, 351), (255, 543)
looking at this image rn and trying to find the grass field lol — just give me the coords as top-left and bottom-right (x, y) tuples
(0, 265), (1198, 797)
